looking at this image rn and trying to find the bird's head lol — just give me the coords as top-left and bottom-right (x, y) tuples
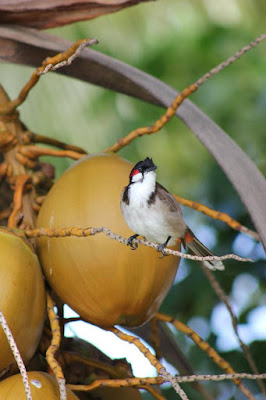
(129, 157), (157, 183)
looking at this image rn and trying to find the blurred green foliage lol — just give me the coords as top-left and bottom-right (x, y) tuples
(0, 0), (265, 399)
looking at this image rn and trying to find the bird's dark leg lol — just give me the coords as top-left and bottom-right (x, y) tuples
(127, 234), (139, 250)
(157, 236), (171, 258)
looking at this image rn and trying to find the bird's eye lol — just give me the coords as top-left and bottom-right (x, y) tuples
(138, 167), (142, 172)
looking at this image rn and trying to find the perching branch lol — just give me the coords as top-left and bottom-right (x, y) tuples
(24, 226), (253, 265)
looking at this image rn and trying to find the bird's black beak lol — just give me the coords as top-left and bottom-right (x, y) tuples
(146, 165), (157, 173)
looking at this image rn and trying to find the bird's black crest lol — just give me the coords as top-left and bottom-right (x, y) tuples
(130, 157), (157, 177)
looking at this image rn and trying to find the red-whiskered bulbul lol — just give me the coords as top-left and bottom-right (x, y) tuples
(121, 157), (224, 271)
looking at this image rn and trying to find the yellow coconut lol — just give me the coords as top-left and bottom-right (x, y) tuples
(0, 228), (45, 376)
(37, 154), (180, 327)
(0, 371), (78, 399)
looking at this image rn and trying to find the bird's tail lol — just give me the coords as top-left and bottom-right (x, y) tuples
(184, 228), (224, 271)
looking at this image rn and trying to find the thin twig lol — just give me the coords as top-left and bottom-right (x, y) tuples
(155, 313), (255, 400)
(15, 152), (36, 169)
(46, 292), (66, 400)
(8, 174), (30, 228)
(19, 145), (84, 161)
(0, 311), (32, 400)
(62, 351), (124, 379)
(109, 327), (189, 400)
(196, 34), (266, 87)
(67, 377), (163, 391)
(61, 317), (82, 324)
(104, 34), (266, 153)
(0, 38), (98, 115)
(67, 372), (266, 391)
(38, 38), (98, 75)
(200, 265), (266, 395)
(23, 131), (87, 154)
(174, 195), (259, 242)
(24, 226), (253, 265)
(150, 317), (162, 361)
(174, 372), (266, 383)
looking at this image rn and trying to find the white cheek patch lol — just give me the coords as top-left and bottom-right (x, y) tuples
(131, 172), (143, 183)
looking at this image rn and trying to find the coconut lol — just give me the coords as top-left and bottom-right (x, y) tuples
(37, 154), (180, 327)
(0, 371), (78, 399)
(0, 228), (45, 376)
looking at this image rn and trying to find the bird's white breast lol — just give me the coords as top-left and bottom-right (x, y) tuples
(121, 172), (179, 245)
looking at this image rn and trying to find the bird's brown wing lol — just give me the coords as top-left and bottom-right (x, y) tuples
(156, 182), (183, 214)
(155, 183), (187, 237)
(156, 184), (224, 270)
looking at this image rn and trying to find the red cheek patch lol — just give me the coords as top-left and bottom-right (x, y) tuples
(130, 169), (139, 177)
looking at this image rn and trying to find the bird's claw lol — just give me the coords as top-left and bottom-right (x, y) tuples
(157, 236), (171, 258)
(127, 234), (139, 250)
(157, 244), (169, 258)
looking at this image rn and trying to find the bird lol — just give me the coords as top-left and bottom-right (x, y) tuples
(120, 157), (224, 271)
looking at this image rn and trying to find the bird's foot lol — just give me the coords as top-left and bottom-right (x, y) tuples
(157, 244), (168, 258)
(157, 236), (171, 258)
(127, 234), (139, 250)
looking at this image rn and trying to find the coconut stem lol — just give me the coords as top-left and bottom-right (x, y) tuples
(46, 292), (67, 400)
(108, 327), (189, 400)
(155, 313), (255, 400)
